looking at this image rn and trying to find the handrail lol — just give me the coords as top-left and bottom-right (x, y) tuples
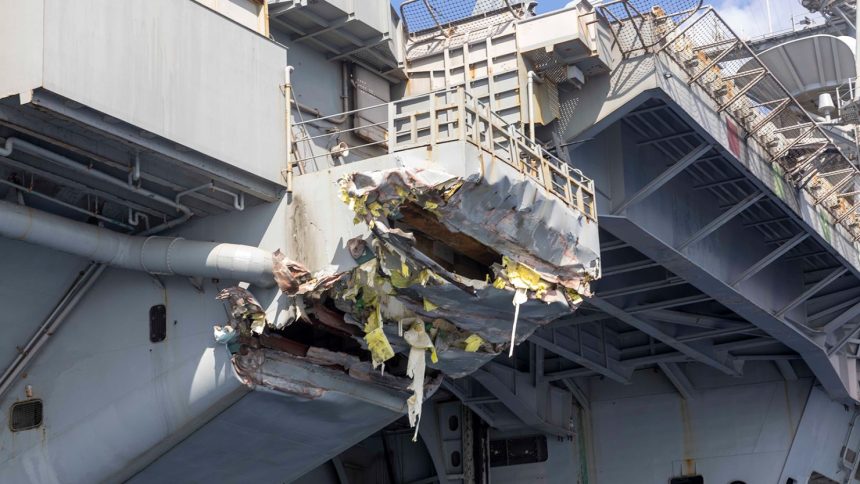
(399, 0), (524, 37)
(595, 0), (704, 54)
(293, 84), (597, 221)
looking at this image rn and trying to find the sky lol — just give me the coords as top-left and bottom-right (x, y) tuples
(533, 1), (821, 39)
(393, 0), (824, 41)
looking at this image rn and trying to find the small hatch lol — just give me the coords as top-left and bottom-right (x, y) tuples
(150, 304), (167, 343)
(670, 477), (704, 484)
(9, 399), (43, 431)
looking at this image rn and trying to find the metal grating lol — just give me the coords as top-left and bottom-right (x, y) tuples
(9, 399), (43, 432)
(597, 0), (703, 55)
(399, 0), (525, 35)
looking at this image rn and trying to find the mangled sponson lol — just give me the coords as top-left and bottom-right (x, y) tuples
(214, 167), (597, 438)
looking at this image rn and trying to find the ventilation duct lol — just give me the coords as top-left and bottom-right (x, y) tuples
(0, 200), (274, 287)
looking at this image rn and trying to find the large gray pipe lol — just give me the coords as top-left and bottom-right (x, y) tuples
(0, 200), (274, 287)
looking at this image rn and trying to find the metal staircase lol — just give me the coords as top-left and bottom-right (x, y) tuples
(598, 2), (860, 240)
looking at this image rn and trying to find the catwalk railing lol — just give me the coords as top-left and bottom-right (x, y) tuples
(598, 1), (860, 241)
(291, 86), (597, 221)
(399, 0), (525, 36)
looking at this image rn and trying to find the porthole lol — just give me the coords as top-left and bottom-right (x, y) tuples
(448, 415), (459, 432)
(450, 450), (461, 468)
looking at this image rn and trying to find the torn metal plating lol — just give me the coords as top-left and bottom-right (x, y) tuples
(213, 166), (598, 439)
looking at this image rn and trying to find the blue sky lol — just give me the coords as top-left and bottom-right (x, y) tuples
(393, 1), (822, 40)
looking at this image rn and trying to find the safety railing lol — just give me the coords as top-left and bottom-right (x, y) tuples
(291, 85), (597, 221)
(596, 0), (703, 56)
(836, 77), (860, 124)
(388, 86), (597, 220)
(599, 1), (860, 241)
(399, 0), (525, 37)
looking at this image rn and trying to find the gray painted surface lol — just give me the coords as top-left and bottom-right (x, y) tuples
(0, 0), (42, 102)
(129, 390), (400, 484)
(779, 386), (856, 483)
(0, 0), (287, 183)
(0, 239), (88, 390)
(0, 196), (290, 483)
(588, 364), (812, 484)
(0, 265), (245, 484)
(1, 2), (858, 483)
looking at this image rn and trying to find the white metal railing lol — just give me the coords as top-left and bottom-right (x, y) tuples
(292, 86), (597, 221)
(596, 0), (703, 56)
(399, 0), (525, 37)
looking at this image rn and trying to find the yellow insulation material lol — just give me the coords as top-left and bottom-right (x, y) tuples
(364, 305), (395, 369)
(464, 334), (483, 352)
(493, 257), (551, 298)
(423, 298), (439, 312)
(365, 327), (395, 369)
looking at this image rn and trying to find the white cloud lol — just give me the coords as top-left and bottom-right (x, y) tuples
(715, 0), (820, 40)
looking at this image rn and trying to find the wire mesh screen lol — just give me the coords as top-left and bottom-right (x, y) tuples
(597, 0), (703, 53)
(400, 0), (525, 34)
(10, 399), (43, 431)
(656, 7), (860, 239)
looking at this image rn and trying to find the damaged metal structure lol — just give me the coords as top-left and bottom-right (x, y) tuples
(3, 0), (860, 483)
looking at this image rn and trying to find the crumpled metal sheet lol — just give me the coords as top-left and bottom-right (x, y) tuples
(398, 283), (572, 345)
(331, 166), (595, 375)
(272, 249), (312, 293)
(233, 347), (443, 413)
(342, 167), (600, 285)
(216, 286), (268, 334)
(216, 164), (598, 428)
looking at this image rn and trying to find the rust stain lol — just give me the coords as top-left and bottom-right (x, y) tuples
(680, 398), (695, 475)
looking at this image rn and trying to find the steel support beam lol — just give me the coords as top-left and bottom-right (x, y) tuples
(561, 379), (590, 411)
(440, 379), (498, 428)
(588, 296), (741, 375)
(658, 362), (698, 400)
(675, 325), (761, 342)
(602, 259), (660, 276)
(611, 143), (712, 214)
(624, 294), (713, 313)
(642, 309), (747, 329)
(292, 15), (354, 42)
(776, 267), (848, 318)
(828, 326), (860, 356)
(731, 233), (809, 286)
(531, 332), (632, 384)
(551, 312), (613, 327)
(471, 368), (571, 437)
(599, 215), (851, 403)
(774, 360), (798, 381)
(531, 343), (544, 387)
(597, 276), (686, 298)
(677, 192), (764, 250)
(809, 296), (860, 322)
(819, 300), (860, 333)
(332, 456), (350, 484)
